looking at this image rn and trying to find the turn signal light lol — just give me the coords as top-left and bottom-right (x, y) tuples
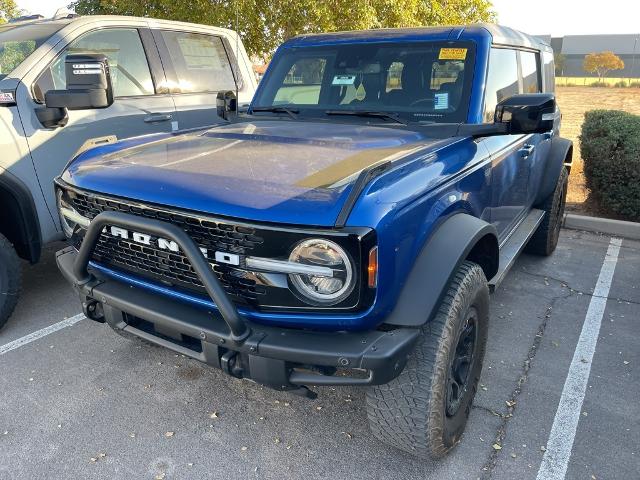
(368, 246), (378, 288)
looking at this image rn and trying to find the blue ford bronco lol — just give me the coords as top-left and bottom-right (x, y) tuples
(55, 24), (572, 457)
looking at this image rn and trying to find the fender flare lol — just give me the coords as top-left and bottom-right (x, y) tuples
(383, 213), (498, 327)
(535, 137), (573, 205)
(0, 170), (42, 263)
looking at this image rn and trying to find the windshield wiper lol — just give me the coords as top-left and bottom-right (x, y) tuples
(324, 110), (406, 125)
(251, 106), (299, 120)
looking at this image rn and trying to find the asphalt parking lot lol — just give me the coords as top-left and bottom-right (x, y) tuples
(1, 229), (638, 480)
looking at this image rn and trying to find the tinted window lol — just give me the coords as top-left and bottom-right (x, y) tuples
(161, 31), (236, 94)
(35, 28), (154, 100)
(0, 23), (65, 79)
(483, 48), (519, 122)
(520, 51), (540, 94)
(543, 50), (555, 92)
(254, 41), (476, 123)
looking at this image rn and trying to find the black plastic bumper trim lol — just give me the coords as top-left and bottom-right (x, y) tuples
(57, 246), (419, 388)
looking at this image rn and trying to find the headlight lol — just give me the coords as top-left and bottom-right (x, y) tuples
(288, 239), (354, 305)
(56, 188), (89, 238)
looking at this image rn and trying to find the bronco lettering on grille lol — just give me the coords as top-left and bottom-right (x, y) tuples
(105, 226), (240, 265)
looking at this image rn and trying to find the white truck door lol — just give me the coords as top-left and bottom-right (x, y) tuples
(152, 29), (256, 130)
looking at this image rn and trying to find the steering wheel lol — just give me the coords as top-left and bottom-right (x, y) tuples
(409, 98), (435, 107)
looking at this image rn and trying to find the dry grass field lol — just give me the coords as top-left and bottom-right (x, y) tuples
(555, 86), (640, 214)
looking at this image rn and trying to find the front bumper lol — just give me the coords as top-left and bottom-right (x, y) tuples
(56, 212), (419, 393)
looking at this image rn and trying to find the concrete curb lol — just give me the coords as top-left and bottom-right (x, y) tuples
(563, 213), (640, 240)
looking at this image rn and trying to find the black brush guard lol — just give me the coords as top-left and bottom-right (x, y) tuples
(57, 211), (419, 395)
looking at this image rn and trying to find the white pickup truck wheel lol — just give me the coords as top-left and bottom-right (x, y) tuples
(0, 233), (22, 330)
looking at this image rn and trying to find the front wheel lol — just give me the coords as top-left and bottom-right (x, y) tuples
(0, 233), (22, 330)
(366, 261), (489, 458)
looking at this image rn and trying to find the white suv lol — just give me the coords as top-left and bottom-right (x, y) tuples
(0, 14), (257, 328)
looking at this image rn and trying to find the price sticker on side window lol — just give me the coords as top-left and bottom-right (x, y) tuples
(439, 48), (468, 60)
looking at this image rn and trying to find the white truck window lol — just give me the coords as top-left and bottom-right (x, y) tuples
(34, 28), (154, 101)
(161, 31), (236, 94)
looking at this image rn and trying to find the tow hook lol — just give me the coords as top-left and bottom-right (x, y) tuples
(82, 299), (105, 323)
(220, 350), (243, 378)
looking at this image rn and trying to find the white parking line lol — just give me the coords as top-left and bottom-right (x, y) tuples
(536, 237), (622, 480)
(0, 313), (85, 356)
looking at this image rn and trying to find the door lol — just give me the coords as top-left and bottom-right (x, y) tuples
(482, 47), (533, 240)
(527, 49), (558, 202)
(519, 49), (547, 206)
(153, 29), (239, 130)
(22, 27), (176, 224)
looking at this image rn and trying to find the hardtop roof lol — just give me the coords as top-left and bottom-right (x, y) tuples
(286, 23), (551, 51)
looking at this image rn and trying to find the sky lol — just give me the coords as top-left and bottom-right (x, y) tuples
(14, 0), (640, 37)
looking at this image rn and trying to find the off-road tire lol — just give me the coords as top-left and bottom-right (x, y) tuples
(0, 233), (22, 330)
(366, 261), (489, 458)
(525, 167), (569, 256)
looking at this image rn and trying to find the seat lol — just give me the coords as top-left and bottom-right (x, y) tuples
(384, 61), (426, 106)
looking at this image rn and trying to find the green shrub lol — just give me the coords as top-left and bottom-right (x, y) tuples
(613, 80), (628, 88)
(630, 81), (640, 88)
(589, 81), (608, 87)
(579, 110), (640, 220)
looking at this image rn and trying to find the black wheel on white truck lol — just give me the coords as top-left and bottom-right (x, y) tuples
(366, 260), (489, 458)
(0, 233), (22, 329)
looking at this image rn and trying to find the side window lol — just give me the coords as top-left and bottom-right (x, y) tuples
(161, 31), (236, 94)
(274, 57), (326, 105)
(542, 50), (555, 93)
(34, 28), (154, 101)
(483, 48), (519, 122)
(520, 51), (540, 94)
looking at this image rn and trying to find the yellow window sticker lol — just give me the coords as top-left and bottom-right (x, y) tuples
(439, 48), (468, 60)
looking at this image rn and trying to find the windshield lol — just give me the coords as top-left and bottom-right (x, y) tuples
(252, 41), (475, 123)
(0, 23), (65, 80)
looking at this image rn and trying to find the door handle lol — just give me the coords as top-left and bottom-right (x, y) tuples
(518, 144), (535, 158)
(143, 113), (172, 123)
(543, 130), (554, 140)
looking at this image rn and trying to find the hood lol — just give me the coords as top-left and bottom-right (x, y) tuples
(62, 120), (447, 227)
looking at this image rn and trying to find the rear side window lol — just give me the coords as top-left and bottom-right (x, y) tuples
(161, 31), (236, 94)
(520, 51), (540, 94)
(542, 50), (555, 92)
(483, 48), (519, 122)
(34, 28), (154, 101)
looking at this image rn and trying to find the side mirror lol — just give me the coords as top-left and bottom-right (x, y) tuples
(494, 93), (556, 134)
(44, 54), (113, 110)
(216, 90), (237, 120)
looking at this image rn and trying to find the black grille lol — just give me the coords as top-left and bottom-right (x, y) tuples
(71, 192), (266, 305)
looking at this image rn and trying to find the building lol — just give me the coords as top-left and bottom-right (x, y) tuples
(536, 34), (640, 78)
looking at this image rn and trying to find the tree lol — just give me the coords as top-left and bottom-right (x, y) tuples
(0, 0), (19, 23)
(70, 0), (495, 59)
(583, 51), (624, 82)
(554, 52), (565, 76)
